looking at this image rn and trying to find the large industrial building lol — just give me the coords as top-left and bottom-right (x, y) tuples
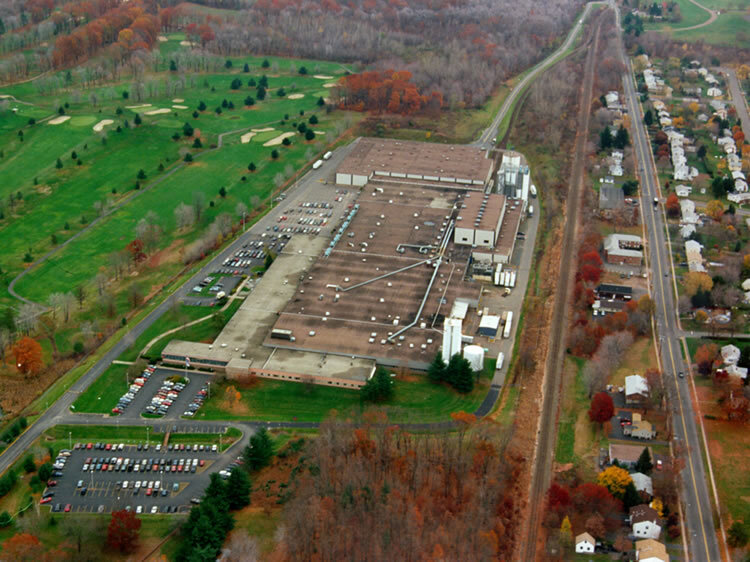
(335, 138), (494, 189)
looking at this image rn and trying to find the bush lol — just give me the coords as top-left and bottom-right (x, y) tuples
(22, 455), (36, 473)
(0, 512), (11, 528)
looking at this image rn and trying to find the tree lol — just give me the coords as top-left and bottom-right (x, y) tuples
(427, 353), (447, 384)
(1, 533), (44, 560)
(22, 455), (35, 473)
(262, 59), (270, 68)
(588, 392), (614, 426)
(256, 85), (266, 100)
(623, 481), (642, 509)
(38, 462), (52, 482)
(613, 125), (630, 149)
(0, 511), (11, 528)
(317, 96), (325, 106)
(305, 129), (316, 141)
(271, 149), (279, 160)
(706, 199), (724, 221)
(644, 109), (653, 126)
(137, 169), (146, 180)
(183, 122), (194, 137)
(727, 521), (748, 547)
(683, 271), (713, 297)
(198, 101), (207, 111)
(12, 336), (43, 375)
(243, 428), (273, 471)
(226, 468), (251, 510)
(282, 137), (291, 146)
(107, 509), (141, 553)
(559, 516), (573, 551)
(248, 162), (256, 172)
(134, 113), (141, 126)
(56, 157), (63, 169)
(243, 62), (250, 72)
(309, 115), (318, 125)
(244, 95), (255, 106)
(598, 465), (634, 499)
(219, 186), (227, 198)
(711, 176), (728, 199)
(599, 127), (612, 151)
(184, 153), (193, 163)
(446, 353), (474, 393)
(193, 138), (202, 148)
(665, 193), (680, 218)
(585, 512), (606, 539)
(361, 369), (393, 403)
(230, 78), (242, 90)
(547, 483), (571, 512)
(694, 343), (719, 375)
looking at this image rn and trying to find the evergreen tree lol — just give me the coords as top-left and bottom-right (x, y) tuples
(271, 149), (279, 159)
(305, 129), (315, 141)
(243, 428), (274, 471)
(56, 158), (63, 169)
(193, 138), (202, 148)
(22, 455), (35, 473)
(248, 162), (256, 172)
(256, 86), (266, 100)
(427, 353), (447, 384)
(243, 62), (250, 72)
(244, 95), (255, 106)
(453, 358), (475, 393)
(623, 481), (642, 509)
(259, 75), (268, 88)
(134, 113), (142, 125)
(218, 186), (227, 198)
(635, 447), (653, 474)
(169, 60), (177, 71)
(183, 122), (194, 137)
(262, 59), (270, 68)
(198, 101), (207, 111)
(613, 124), (630, 149)
(644, 108), (653, 126)
(361, 369), (393, 403)
(317, 96), (325, 106)
(309, 114), (319, 125)
(599, 127), (613, 151)
(226, 469), (251, 510)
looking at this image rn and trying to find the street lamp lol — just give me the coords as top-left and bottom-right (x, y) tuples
(68, 431), (72, 450)
(146, 427), (150, 447)
(207, 382), (211, 400)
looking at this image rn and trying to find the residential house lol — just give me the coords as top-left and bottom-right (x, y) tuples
(623, 412), (656, 439)
(630, 504), (662, 539)
(721, 344), (740, 365)
(635, 538), (669, 562)
(609, 443), (648, 468)
(725, 364), (748, 380)
(575, 532), (596, 554)
(684, 240), (706, 272)
(630, 472), (654, 496)
(625, 374), (649, 405)
(605, 91), (620, 107)
(707, 87), (722, 97)
(609, 151), (624, 177)
(674, 184), (691, 197)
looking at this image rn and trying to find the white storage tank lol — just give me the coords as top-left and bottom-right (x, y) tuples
(463, 345), (485, 372)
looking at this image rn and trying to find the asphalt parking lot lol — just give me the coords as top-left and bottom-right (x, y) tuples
(44, 442), (228, 514)
(116, 368), (213, 420)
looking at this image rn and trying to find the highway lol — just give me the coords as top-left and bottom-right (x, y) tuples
(618, 6), (723, 558)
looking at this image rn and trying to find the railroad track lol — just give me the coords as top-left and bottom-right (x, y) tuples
(519, 11), (604, 561)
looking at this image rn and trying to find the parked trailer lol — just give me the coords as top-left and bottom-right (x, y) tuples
(510, 271), (516, 288)
(494, 268), (501, 286)
(323, 151), (333, 160)
(312, 159), (323, 170)
(503, 311), (513, 339)
(496, 352), (505, 371)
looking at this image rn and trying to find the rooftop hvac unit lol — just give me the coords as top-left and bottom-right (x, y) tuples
(379, 298), (385, 303)
(369, 338), (375, 343)
(399, 335), (405, 341)
(309, 331), (316, 336)
(427, 338), (433, 344)
(371, 316), (377, 321)
(419, 322), (426, 328)
(387, 282), (392, 287)
(371, 332), (377, 337)
(421, 344), (427, 350)
(393, 319), (399, 326)
(321, 317), (327, 322)
(325, 311), (330, 316)
(381, 339), (387, 344)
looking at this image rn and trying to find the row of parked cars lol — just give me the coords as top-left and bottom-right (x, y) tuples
(112, 365), (156, 415)
(145, 379), (187, 416)
(182, 383), (208, 417)
(40, 449), (74, 504)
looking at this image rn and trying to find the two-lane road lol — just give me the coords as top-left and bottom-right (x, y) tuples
(622, 46), (723, 562)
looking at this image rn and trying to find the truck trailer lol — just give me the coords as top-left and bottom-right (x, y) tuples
(503, 311), (513, 339)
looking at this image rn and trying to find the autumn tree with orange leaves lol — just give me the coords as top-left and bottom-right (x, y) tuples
(12, 337), (44, 376)
(334, 70), (442, 115)
(277, 419), (518, 560)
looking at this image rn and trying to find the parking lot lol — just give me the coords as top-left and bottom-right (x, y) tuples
(114, 368), (213, 420)
(43, 441), (233, 515)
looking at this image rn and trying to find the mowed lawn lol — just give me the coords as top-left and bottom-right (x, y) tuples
(704, 419), (750, 527)
(195, 376), (490, 423)
(672, 12), (750, 48)
(0, 62), (345, 306)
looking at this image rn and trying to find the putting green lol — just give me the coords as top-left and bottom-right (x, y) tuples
(154, 118), (183, 128)
(69, 116), (97, 127)
(251, 130), (279, 143)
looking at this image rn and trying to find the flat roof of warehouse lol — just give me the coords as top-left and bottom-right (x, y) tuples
(338, 138), (493, 183)
(456, 192), (505, 231)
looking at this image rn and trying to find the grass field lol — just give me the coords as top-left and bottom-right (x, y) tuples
(0, 56), (349, 310)
(196, 375), (490, 423)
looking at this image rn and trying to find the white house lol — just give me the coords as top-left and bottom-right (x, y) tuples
(625, 374), (649, 405)
(741, 279), (750, 292)
(684, 240), (706, 272)
(630, 472), (654, 496)
(725, 364), (748, 380)
(707, 87), (722, 97)
(630, 504), (662, 539)
(675, 185), (692, 197)
(721, 344), (740, 365)
(575, 532), (596, 554)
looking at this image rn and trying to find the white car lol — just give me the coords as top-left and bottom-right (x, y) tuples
(155, 444), (161, 452)
(211, 444), (218, 452)
(154, 481), (160, 490)
(134, 482), (141, 489)
(136, 505), (143, 514)
(151, 506), (158, 514)
(122, 481), (129, 489)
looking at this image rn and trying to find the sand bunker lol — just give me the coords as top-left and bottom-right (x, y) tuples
(48, 115), (70, 125)
(180, 40), (193, 46)
(240, 132), (256, 144)
(172, 105), (188, 109)
(126, 104), (151, 109)
(314, 75), (334, 79)
(263, 132), (296, 146)
(158, 36), (168, 42)
(251, 127), (275, 133)
(92, 119), (113, 132)
(287, 94), (304, 100)
(0, 94), (11, 99)
(172, 98), (184, 103)
(323, 83), (337, 88)
(145, 108), (172, 115)
(315, 130), (325, 135)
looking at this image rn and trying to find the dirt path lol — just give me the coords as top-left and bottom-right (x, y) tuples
(674, 0), (717, 31)
(518, 13), (603, 562)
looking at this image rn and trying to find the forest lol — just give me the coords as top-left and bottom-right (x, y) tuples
(1, 0), (584, 109)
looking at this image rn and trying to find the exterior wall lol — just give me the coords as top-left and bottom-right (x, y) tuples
(352, 174), (369, 186)
(633, 521), (661, 540)
(474, 228), (494, 248)
(336, 173), (352, 185)
(162, 355), (227, 369)
(605, 250), (643, 266)
(241, 368), (366, 389)
(455, 226), (475, 245)
(626, 393), (648, 405)
(576, 542), (595, 553)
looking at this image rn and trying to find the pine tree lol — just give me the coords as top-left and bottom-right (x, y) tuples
(226, 469), (251, 510)
(243, 428), (274, 471)
(428, 353), (447, 384)
(635, 447), (653, 474)
(56, 158), (63, 169)
(243, 62), (250, 72)
(623, 481), (642, 509)
(560, 516), (573, 550)
(134, 113), (142, 126)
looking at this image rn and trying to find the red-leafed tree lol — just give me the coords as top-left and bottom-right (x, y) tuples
(126, 239), (146, 265)
(571, 483), (623, 531)
(12, 336), (44, 375)
(107, 509), (141, 553)
(580, 263), (602, 284)
(1, 533), (44, 561)
(588, 391), (614, 426)
(547, 483), (571, 511)
(665, 193), (680, 218)
(694, 343), (719, 375)
(335, 69), (433, 115)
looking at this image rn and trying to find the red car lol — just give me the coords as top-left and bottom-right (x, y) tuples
(47, 480), (58, 487)
(199, 460), (205, 467)
(112, 408), (122, 415)
(105, 443), (112, 451)
(102, 464), (108, 471)
(86, 443), (93, 450)
(177, 465), (183, 472)
(64, 504), (71, 512)
(40, 497), (52, 505)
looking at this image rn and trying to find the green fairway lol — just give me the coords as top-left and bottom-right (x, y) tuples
(0, 66), (345, 307)
(672, 13), (750, 48)
(195, 375), (490, 423)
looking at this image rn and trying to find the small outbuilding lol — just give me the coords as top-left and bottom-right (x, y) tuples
(575, 532), (596, 554)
